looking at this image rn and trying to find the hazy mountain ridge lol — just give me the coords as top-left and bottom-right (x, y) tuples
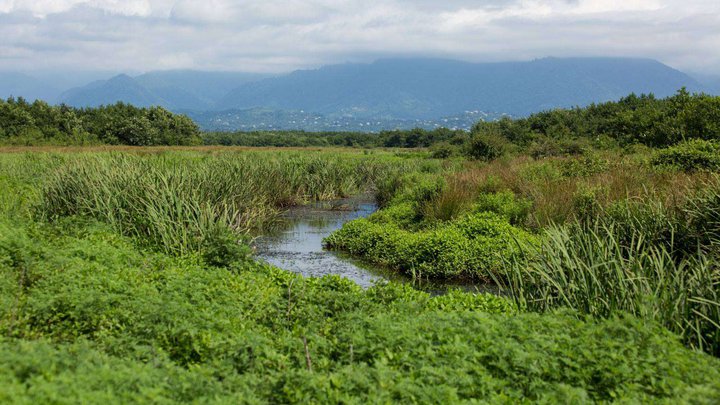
(0, 57), (712, 131)
(57, 71), (269, 110)
(218, 57), (704, 118)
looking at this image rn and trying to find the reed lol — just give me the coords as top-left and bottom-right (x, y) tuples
(38, 151), (421, 262)
(497, 215), (720, 355)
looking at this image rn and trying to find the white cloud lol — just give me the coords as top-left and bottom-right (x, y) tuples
(0, 0), (154, 17)
(0, 0), (718, 73)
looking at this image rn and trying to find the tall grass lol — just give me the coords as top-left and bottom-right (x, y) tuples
(497, 182), (720, 355)
(38, 151), (422, 263)
(417, 154), (712, 229)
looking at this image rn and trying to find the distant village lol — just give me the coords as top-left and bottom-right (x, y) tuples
(189, 109), (508, 132)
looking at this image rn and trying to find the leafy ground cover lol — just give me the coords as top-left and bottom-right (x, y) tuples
(1, 148), (720, 403)
(1, 217), (719, 403)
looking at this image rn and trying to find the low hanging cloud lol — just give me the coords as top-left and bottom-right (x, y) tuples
(0, 0), (718, 73)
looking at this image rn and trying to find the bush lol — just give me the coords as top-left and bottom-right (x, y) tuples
(528, 137), (589, 159)
(430, 142), (458, 159)
(473, 191), (532, 226)
(652, 139), (720, 172)
(465, 132), (508, 161)
(557, 154), (609, 177)
(325, 212), (537, 280)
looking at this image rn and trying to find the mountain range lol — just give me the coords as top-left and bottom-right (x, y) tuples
(1, 57), (716, 130)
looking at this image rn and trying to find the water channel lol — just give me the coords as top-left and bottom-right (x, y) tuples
(254, 194), (485, 293)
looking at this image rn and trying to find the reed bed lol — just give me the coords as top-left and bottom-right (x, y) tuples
(497, 181), (720, 355)
(38, 151), (429, 262)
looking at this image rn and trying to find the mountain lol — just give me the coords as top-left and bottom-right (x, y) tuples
(134, 70), (268, 110)
(60, 71), (269, 110)
(59, 74), (164, 108)
(15, 57), (712, 131)
(691, 73), (720, 94)
(218, 57), (705, 118)
(0, 72), (62, 102)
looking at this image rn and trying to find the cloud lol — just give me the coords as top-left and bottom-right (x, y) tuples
(0, 0), (718, 74)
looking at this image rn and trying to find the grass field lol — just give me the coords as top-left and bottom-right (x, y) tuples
(1, 147), (719, 403)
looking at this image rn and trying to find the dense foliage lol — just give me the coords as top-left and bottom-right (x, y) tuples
(4, 150), (719, 402)
(325, 176), (536, 280)
(468, 89), (720, 151)
(4, 89), (719, 153)
(652, 139), (720, 172)
(0, 97), (201, 146)
(0, 195), (718, 402)
(203, 127), (467, 148)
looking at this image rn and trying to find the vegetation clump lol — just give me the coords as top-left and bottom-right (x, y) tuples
(652, 139), (720, 172)
(325, 212), (536, 280)
(0, 98), (201, 146)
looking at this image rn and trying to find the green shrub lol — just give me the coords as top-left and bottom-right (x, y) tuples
(429, 142), (458, 159)
(557, 154), (610, 177)
(652, 139), (720, 172)
(528, 136), (589, 159)
(473, 191), (532, 226)
(572, 185), (607, 222)
(465, 132), (508, 161)
(366, 201), (418, 229)
(325, 212), (536, 280)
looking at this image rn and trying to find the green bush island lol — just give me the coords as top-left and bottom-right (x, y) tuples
(325, 212), (536, 280)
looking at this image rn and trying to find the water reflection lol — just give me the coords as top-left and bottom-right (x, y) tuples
(254, 194), (490, 294)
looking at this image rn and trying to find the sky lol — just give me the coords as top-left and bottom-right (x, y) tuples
(0, 0), (719, 74)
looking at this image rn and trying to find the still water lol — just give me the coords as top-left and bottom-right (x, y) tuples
(254, 194), (487, 293)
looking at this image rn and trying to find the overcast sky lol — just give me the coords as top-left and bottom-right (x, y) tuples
(1, 0), (719, 74)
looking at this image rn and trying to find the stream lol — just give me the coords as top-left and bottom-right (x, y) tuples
(254, 194), (485, 293)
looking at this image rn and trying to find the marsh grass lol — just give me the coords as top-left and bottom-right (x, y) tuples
(496, 182), (720, 355)
(37, 151), (425, 263)
(415, 154), (712, 229)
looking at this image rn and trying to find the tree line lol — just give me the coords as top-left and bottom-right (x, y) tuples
(0, 98), (201, 146)
(2, 89), (719, 150)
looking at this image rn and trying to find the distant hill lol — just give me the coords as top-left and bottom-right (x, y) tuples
(134, 70), (268, 110)
(692, 73), (720, 94)
(0, 72), (61, 102)
(217, 57), (705, 118)
(5, 57), (714, 131)
(59, 71), (269, 110)
(60, 74), (163, 108)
